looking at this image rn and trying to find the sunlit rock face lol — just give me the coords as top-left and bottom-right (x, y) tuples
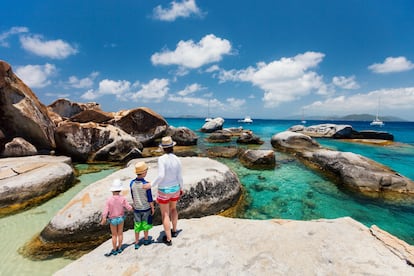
(113, 107), (169, 146)
(0, 155), (75, 216)
(55, 122), (143, 162)
(24, 157), (241, 259)
(0, 60), (56, 153)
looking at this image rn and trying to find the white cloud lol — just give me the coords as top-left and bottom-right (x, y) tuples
(177, 83), (205, 96)
(67, 72), (99, 89)
(151, 34), (232, 68)
(15, 63), (56, 88)
(305, 87), (414, 116)
(130, 78), (170, 102)
(226, 97), (245, 108)
(80, 79), (131, 100)
(218, 51), (327, 107)
(0, 26), (29, 47)
(332, 75), (360, 90)
(81, 89), (98, 100)
(168, 95), (224, 109)
(368, 56), (414, 74)
(20, 34), (78, 59)
(153, 0), (203, 21)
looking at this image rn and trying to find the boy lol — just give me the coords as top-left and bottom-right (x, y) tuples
(130, 161), (155, 249)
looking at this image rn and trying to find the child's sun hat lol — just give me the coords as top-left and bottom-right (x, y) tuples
(110, 179), (123, 191)
(135, 161), (148, 174)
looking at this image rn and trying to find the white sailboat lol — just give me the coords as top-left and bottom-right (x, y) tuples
(370, 98), (384, 127)
(301, 108), (306, 124)
(205, 100), (213, 122)
(238, 116), (253, 123)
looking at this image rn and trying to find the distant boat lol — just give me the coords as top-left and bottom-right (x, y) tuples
(205, 100), (212, 122)
(301, 108), (306, 124)
(370, 98), (384, 127)
(238, 116), (253, 123)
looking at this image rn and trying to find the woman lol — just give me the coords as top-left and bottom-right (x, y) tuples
(152, 136), (184, 246)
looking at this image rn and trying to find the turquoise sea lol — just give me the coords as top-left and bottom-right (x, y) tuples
(1, 118), (414, 275)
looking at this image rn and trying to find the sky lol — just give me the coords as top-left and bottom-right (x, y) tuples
(1, 0), (414, 121)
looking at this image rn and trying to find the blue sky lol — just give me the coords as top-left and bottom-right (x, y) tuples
(2, 0), (414, 120)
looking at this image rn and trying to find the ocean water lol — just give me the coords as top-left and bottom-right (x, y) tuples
(1, 118), (414, 275)
(168, 118), (414, 244)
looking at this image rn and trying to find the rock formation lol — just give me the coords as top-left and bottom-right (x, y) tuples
(239, 149), (275, 169)
(200, 117), (225, 133)
(289, 123), (394, 141)
(271, 131), (414, 198)
(23, 157), (242, 258)
(0, 60), (56, 154)
(0, 155), (75, 216)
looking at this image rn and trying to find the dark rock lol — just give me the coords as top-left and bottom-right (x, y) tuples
(239, 149), (276, 169)
(0, 60), (56, 152)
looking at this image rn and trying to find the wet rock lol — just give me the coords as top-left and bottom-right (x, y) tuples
(0, 155), (75, 216)
(271, 131), (414, 198)
(207, 146), (240, 158)
(239, 149), (275, 169)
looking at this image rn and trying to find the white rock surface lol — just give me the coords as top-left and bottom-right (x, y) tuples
(55, 216), (414, 275)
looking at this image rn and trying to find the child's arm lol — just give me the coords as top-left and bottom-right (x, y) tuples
(150, 202), (155, 215)
(100, 216), (107, 225)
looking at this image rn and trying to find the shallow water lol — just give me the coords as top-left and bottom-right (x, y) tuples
(0, 167), (117, 276)
(1, 118), (414, 275)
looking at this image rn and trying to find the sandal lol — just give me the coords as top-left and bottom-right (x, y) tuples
(117, 247), (123, 254)
(171, 229), (178, 238)
(134, 243), (141, 250)
(104, 249), (118, 257)
(162, 235), (172, 246)
(143, 239), (152, 246)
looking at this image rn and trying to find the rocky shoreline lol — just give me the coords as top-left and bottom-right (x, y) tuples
(2, 59), (414, 273)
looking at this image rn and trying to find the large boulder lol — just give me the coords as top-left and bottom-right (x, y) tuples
(271, 131), (414, 198)
(166, 126), (198, 146)
(55, 122), (143, 162)
(113, 107), (168, 146)
(0, 60), (56, 152)
(239, 149), (275, 170)
(48, 98), (101, 119)
(24, 157), (241, 258)
(289, 123), (394, 141)
(69, 109), (113, 123)
(0, 155), (75, 216)
(200, 117), (225, 133)
(2, 137), (37, 157)
(54, 216), (414, 275)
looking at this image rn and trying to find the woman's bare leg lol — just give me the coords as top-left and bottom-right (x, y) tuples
(169, 201), (178, 233)
(159, 203), (172, 241)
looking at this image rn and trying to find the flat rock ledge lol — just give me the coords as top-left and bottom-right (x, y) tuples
(54, 216), (414, 275)
(0, 155), (75, 216)
(25, 157), (241, 259)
